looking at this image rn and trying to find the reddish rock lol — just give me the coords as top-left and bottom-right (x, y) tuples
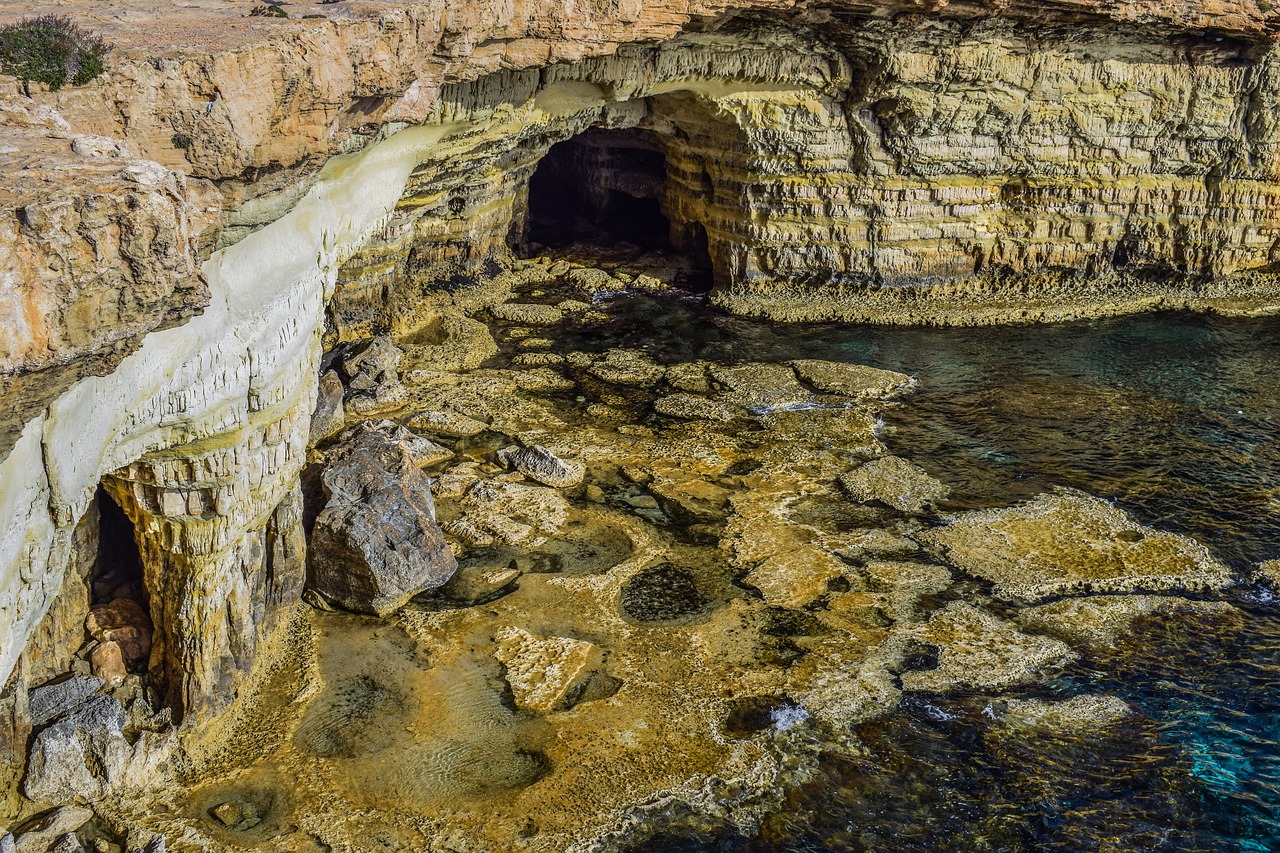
(86, 600), (152, 669)
(90, 641), (127, 688)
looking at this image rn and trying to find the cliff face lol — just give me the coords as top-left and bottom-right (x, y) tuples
(1, 0), (1279, 814)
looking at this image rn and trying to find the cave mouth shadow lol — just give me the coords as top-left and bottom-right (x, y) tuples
(94, 483), (147, 608)
(517, 127), (714, 285)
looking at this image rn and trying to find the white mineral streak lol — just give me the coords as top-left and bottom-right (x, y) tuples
(0, 115), (497, 692)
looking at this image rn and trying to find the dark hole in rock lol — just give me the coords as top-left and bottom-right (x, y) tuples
(618, 563), (712, 625)
(522, 128), (673, 253)
(898, 641), (941, 673)
(760, 607), (829, 638)
(294, 675), (407, 759)
(724, 695), (792, 737)
(94, 484), (146, 607)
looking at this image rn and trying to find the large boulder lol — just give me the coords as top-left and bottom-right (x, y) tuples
(23, 695), (171, 804)
(308, 426), (457, 616)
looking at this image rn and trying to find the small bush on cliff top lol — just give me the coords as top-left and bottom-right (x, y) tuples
(0, 15), (110, 91)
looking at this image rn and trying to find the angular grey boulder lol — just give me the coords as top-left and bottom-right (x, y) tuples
(11, 806), (91, 853)
(24, 696), (128, 802)
(308, 426), (458, 616)
(28, 677), (104, 729)
(342, 336), (408, 416)
(496, 444), (585, 488)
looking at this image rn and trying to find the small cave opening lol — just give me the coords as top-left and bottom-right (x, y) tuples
(94, 484), (147, 607)
(519, 127), (715, 285)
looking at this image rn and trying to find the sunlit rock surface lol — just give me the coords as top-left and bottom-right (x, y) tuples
(0, 0), (1278, 843)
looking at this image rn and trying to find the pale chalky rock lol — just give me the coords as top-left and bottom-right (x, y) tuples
(496, 444), (585, 488)
(11, 807), (92, 853)
(839, 457), (950, 514)
(494, 628), (605, 714)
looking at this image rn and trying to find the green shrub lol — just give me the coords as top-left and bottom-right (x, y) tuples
(0, 15), (110, 91)
(171, 133), (193, 150)
(247, 4), (288, 17)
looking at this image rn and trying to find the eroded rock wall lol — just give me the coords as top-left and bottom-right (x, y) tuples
(333, 19), (1280, 331)
(2, 0), (1280, 813)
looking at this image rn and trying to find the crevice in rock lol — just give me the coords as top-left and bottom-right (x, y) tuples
(92, 485), (146, 609)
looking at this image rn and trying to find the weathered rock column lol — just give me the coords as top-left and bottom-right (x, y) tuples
(102, 397), (311, 723)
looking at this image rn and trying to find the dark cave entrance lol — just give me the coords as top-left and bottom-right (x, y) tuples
(94, 484), (147, 607)
(523, 127), (672, 251)
(519, 128), (714, 284)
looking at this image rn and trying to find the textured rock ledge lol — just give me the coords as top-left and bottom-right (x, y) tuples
(1, 0), (1280, 823)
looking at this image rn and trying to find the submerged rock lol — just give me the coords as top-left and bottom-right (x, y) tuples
(588, 348), (666, 387)
(495, 444), (585, 488)
(838, 456), (950, 514)
(653, 393), (736, 422)
(1015, 594), (1244, 655)
(309, 427), (457, 616)
(494, 628), (606, 714)
(991, 695), (1133, 734)
(406, 409), (489, 438)
(744, 546), (848, 609)
(490, 303), (564, 325)
(901, 602), (1077, 693)
(789, 359), (913, 398)
(921, 489), (1234, 603)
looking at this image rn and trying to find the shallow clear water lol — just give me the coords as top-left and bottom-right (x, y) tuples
(545, 290), (1280, 852)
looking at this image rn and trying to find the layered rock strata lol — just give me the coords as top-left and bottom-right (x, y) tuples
(1, 0), (1279, 825)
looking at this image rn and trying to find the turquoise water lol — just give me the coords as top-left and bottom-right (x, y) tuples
(557, 295), (1280, 852)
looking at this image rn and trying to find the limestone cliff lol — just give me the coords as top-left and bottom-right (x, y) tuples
(1, 0), (1280, 814)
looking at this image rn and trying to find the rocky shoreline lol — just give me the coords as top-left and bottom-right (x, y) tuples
(2, 253), (1252, 852)
(4, 0), (1280, 848)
